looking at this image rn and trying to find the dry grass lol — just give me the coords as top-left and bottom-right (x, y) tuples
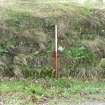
(82, 38), (105, 58)
(0, 0), (90, 18)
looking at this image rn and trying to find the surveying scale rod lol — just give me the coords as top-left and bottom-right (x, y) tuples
(55, 25), (58, 78)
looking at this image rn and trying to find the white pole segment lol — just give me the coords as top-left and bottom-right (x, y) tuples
(55, 25), (58, 53)
(55, 24), (58, 78)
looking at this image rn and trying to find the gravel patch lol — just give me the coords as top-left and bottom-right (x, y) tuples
(81, 101), (105, 105)
(1, 94), (105, 105)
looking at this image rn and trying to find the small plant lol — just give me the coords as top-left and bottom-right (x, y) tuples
(70, 46), (96, 62)
(0, 44), (8, 55)
(29, 84), (45, 96)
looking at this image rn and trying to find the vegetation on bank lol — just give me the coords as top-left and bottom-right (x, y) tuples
(0, 0), (105, 80)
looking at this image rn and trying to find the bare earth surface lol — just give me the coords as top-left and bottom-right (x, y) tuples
(81, 101), (105, 105)
(1, 95), (105, 105)
(38, 99), (105, 105)
(0, 94), (105, 105)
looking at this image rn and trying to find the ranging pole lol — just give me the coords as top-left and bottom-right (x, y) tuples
(55, 25), (58, 78)
(55, 25), (58, 54)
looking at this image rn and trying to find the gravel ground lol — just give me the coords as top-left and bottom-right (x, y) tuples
(81, 101), (105, 105)
(37, 100), (105, 105)
(1, 95), (105, 105)
(38, 98), (105, 105)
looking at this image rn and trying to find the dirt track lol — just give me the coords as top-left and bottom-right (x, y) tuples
(81, 101), (105, 105)
(38, 98), (105, 105)
(39, 100), (105, 105)
(1, 94), (105, 105)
